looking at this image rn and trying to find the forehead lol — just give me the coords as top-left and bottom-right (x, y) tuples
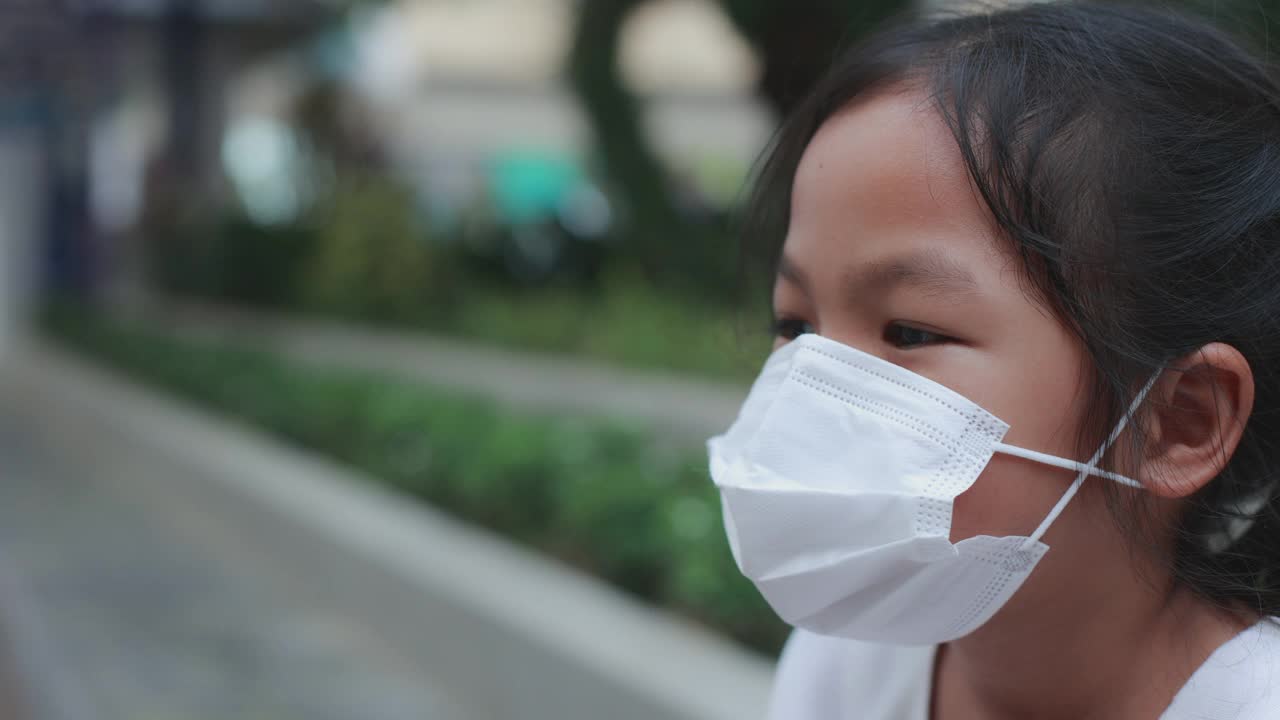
(785, 87), (1008, 281)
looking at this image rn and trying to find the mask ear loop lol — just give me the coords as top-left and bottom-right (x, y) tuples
(1019, 369), (1164, 550)
(991, 444), (1143, 488)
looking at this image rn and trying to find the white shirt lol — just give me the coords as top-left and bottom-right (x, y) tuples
(768, 620), (1280, 719)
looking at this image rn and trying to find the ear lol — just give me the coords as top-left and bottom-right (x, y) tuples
(1142, 343), (1254, 499)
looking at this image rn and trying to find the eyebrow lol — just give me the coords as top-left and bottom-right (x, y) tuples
(777, 248), (980, 302)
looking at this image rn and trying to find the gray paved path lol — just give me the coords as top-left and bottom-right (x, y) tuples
(0, 343), (774, 720)
(0, 354), (470, 720)
(122, 302), (751, 443)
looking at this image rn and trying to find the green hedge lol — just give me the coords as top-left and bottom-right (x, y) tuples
(43, 307), (788, 655)
(442, 278), (770, 382)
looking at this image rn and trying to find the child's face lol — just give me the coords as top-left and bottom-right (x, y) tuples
(773, 87), (1126, 611)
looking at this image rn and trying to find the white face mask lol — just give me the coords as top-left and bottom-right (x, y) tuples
(706, 333), (1159, 645)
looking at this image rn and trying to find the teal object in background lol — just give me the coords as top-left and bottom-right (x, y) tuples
(488, 150), (583, 225)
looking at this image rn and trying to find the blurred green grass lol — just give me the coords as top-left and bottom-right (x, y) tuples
(42, 305), (788, 656)
(440, 280), (769, 382)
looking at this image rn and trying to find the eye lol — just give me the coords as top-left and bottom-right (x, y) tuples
(770, 316), (816, 341)
(884, 323), (952, 349)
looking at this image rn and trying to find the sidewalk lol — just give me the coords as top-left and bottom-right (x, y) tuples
(0, 340), (774, 720)
(122, 301), (751, 443)
(0, 347), (469, 720)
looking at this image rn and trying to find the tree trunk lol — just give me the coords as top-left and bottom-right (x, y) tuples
(567, 0), (683, 277)
(720, 0), (912, 116)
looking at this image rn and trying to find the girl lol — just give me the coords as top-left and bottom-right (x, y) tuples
(707, 2), (1280, 718)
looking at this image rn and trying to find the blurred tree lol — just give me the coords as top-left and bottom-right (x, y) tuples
(163, 0), (204, 181)
(567, 0), (912, 285)
(293, 78), (383, 177)
(568, 0), (681, 278)
(720, 0), (909, 113)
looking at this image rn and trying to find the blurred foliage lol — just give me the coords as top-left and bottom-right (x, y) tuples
(142, 210), (315, 310)
(139, 0), (800, 382)
(43, 306), (789, 655)
(443, 277), (769, 381)
(143, 171), (769, 381)
(300, 174), (444, 323)
(136, 0), (1280, 385)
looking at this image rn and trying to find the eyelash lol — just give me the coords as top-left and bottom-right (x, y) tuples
(770, 317), (954, 349)
(884, 324), (952, 349)
(770, 317), (814, 341)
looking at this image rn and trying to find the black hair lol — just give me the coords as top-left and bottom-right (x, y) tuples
(743, 0), (1280, 615)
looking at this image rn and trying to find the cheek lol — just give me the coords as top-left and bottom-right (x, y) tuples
(947, 337), (1098, 542)
(949, 457), (1081, 543)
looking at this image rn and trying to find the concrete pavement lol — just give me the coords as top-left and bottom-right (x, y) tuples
(0, 340), (774, 720)
(0, 348), (470, 720)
